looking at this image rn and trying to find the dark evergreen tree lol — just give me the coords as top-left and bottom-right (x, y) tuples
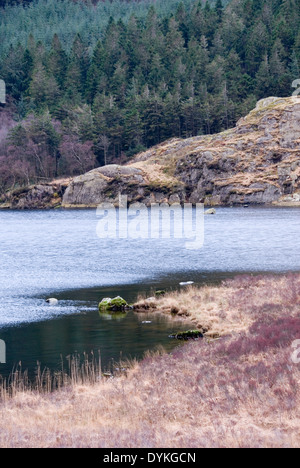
(1, 0), (299, 184)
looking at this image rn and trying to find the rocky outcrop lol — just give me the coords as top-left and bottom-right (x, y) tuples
(2, 97), (300, 209)
(0, 179), (70, 210)
(62, 164), (185, 208)
(62, 96), (300, 208)
(175, 96), (300, 206)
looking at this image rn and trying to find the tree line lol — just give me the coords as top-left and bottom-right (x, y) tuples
(0, 0), (299, 194)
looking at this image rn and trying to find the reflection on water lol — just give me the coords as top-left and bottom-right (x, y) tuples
(0, 285), (191, 379)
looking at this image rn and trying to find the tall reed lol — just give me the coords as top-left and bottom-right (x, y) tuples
(0, 351), (102, 400)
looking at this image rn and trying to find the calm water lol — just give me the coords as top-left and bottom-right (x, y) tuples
(0, 207), (299, 377)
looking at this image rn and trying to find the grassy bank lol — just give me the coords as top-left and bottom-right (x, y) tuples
(0, 273), (300, 448)
(135, 273), (300, 337)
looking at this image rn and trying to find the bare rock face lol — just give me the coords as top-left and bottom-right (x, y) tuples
(61, 96), (299, 208)
(4, 179), (70, 210)
(62, 163), (186, 207)
(174, 96), (300, 206)
(62, 165), (148, 207)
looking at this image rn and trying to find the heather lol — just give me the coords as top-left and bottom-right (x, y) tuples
(0, 273), (299, 448)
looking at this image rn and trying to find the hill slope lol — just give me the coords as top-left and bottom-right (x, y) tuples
(62, 96), (300, 208)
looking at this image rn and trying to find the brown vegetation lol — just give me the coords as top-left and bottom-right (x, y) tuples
(0, 273), (300, 448)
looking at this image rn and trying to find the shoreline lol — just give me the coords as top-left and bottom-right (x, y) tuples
(1, 268), (297, 330)
(133, 272), (300, 338)
(2, 201), (300, 210)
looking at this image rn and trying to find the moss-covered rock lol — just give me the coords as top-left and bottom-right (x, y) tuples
(98, 296), (128, 312)
(99, 297), (112, 309)
(110, 296), (128, 310)
(155, 290), (166, 297)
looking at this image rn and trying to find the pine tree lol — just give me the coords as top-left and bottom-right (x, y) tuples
(48, 34), (68, 89)
(215, 0), (224, 23)
(29, 63), (60, 110)
(255, 55), (271, 98)
(85, 40), (106, 102)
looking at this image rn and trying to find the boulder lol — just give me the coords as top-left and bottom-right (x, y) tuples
(99, 297), (112, 309)
(98, 296), (128, 312)
(62, 165), (146, 207)
(110, 296), (128, 310)
(205, 208), (216, 215)
(46, 298), (58, 305)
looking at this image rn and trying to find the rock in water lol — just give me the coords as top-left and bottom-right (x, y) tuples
(46, 298), (58, 305)
(99, 297), (112, 308)
(169, 330), (204, 340)
(110, 296), (128, 310)
(99, 296), (128, 312)
(205, 208), (216, 215)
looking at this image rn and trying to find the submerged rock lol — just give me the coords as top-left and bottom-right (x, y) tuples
(169, 330), (204, 340)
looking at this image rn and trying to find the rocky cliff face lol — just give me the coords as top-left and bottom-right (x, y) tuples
(62, 96), (300, 208)
(175, 96), (300, 206)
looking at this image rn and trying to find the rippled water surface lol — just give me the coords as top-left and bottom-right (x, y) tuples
(0, 207), (299, 376)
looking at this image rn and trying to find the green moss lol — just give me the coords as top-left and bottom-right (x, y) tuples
(110, 296), (128, 309)
(99, 297), (112, 309)
(98, 296), (128, 312)
(155, 290), (166, 297)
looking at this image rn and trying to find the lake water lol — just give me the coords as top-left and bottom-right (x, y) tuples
(0, 207), (299, 378)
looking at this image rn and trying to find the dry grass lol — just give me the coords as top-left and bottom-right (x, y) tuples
(0, 273), (300, 448)
(135, 273), (300, 338)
